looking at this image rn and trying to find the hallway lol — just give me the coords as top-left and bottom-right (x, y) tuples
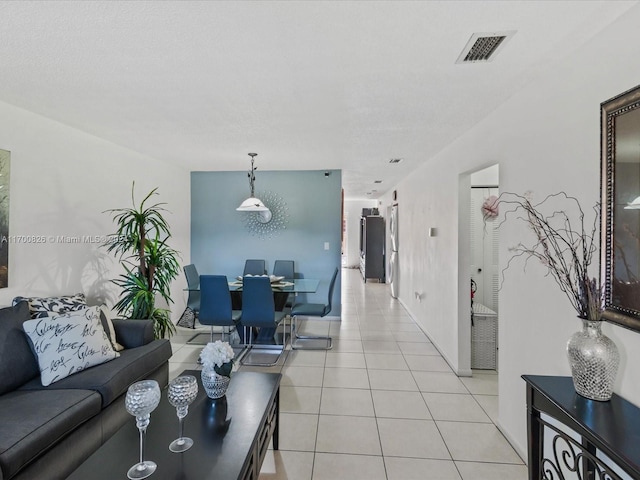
(169, 268), (526, 479)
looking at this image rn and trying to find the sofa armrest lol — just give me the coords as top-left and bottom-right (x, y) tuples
(112, 319), (154, 349)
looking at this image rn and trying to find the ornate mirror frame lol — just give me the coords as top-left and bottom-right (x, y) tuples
(601, 84), (640, 331)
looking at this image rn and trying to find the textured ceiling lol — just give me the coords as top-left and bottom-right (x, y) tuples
(0, 1), (635, 198)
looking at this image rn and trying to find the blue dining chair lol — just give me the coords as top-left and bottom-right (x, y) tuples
(184, 264), (200, 312)
(273, 260), (295, 309)
(178, 264), (200, 331)
(243, 259), (266, 276)
(239, 276), (287, 366)
(189, 275), (242, 345)
(273, 260), (294, 279)
(290, 267), (339, 350)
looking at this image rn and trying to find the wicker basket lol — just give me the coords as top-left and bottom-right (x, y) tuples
(471, 304), (498, 370)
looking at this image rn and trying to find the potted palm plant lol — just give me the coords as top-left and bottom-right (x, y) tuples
(104, 183), (181, 338)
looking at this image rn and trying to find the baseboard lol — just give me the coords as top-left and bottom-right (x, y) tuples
(496, 420), (528, 465)
(396, 297), (470, 376)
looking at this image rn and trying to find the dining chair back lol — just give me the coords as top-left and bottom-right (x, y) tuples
(239, 276), (287, 365)
(197, 275), (242, 343)
(243, 259), (266, 276)
(273, 260), (295, 309)
(184, 264), (201, 309)
(273, 260), (295, 279)
(290, 267), (339, 350)
(178, 264), (200, 330)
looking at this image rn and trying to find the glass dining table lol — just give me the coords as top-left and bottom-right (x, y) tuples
(185, 278), (319, 292)
(181, 277), (320, 345)
(227, 278), (319, 293)
(227, 278), (319, 311)
(227, 278), (320, 345)
(184, 278), (320, 311)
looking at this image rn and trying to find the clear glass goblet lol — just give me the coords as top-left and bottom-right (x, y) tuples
(125, 380), (161, 479)
(167, 375), (198, 452)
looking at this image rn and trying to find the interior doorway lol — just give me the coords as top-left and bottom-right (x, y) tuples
(463, 164), (500, 376)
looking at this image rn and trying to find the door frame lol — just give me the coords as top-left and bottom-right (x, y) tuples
(457, 164), (500, 376)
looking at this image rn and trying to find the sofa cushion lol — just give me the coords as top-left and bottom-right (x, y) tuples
(0, 302), (39, 395)
(12, 293), (87, 319)
(0, 388), (101, 480)
(22, 307), (120, 387)
(112, 319), (154, 349)
(19, 339), (172, 408)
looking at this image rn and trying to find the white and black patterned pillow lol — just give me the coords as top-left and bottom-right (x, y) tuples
(12, 293), (87, 319)
(22, 306), (120, 386)
(98, 304), (124, 351)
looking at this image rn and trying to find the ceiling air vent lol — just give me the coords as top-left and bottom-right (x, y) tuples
(389, 158), (403, 164)
(456, 31), (515, 64)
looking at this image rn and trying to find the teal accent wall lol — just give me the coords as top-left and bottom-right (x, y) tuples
(191, 169), (342, 313)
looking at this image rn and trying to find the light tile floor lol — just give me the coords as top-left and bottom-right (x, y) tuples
(169, 268), (527, 480)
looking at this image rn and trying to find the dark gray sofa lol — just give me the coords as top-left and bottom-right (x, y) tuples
(0, 302), (172, 480)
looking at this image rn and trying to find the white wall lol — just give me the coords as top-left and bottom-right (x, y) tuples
(379, 4), (640, 459)
(0, 100), (190, 321)
(343, 199), (378, 268)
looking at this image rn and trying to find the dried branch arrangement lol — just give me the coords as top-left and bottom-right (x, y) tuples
(491, 191), (602, 320)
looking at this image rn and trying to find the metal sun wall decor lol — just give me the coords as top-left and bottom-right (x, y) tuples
(242, 190), (289, 239)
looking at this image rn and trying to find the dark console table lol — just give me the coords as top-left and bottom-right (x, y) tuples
(69, 371), (281, 480)
(523, 375), (640, 480)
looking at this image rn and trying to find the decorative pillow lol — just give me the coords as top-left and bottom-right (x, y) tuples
(99, 305), (124, 351)
(22, 306), (120, 386)
(13, 293), (88, 319)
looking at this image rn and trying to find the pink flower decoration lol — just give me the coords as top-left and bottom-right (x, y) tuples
(482, 195), (499, 218)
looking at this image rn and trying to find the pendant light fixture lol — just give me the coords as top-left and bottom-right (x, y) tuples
(236, 153), (270, 213)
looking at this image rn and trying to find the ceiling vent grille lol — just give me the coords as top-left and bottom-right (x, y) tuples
(456, 31), (515, 63)
(389, 158), (403, 164)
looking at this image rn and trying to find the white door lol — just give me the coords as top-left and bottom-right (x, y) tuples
(470, 188), (499, 312)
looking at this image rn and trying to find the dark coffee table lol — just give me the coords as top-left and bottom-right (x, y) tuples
(68, 371), (281, 480)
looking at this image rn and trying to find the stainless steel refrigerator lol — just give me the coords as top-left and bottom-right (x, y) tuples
(389, 204), (399, 298)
